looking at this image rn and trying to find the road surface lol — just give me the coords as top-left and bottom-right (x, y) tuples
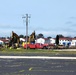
(0, 56), (76, 75)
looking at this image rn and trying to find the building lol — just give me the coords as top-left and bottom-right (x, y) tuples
(35, 38), (45, 44)
(0, 38), (9, 45)
(50, 38), (55, 44)
(59, 37), (72, 46)
(71, 38), (76, 46)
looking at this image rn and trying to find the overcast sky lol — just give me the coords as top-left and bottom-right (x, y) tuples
(0, 0), (76, 37)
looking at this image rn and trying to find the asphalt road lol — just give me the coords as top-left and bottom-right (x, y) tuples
(0, 58), (76, 75)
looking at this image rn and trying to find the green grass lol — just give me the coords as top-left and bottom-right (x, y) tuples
(0, 47), (76, 55)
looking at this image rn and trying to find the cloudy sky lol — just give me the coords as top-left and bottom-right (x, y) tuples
(0, 0), (76, 37)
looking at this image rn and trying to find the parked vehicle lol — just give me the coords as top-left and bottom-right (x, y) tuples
(23, 43), (43, 49)
(23, 43), (48, 49)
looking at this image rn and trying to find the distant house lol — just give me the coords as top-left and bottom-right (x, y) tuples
(50, 38), (55, 44)
(59, 37), (72, 46)
(44, 38), (50, 44)
(0, 38), (9, 44)
(36, 38), (55, 44)
(0, 40), (3, 45)
(35, 38), (45, 44)
(71, 38), (76, 46)
(35, 37), (76, 47)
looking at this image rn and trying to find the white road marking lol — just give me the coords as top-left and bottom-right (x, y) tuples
(0, 56), (76, 59)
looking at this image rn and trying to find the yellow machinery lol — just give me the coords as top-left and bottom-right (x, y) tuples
(9, 31), (36, 48)
(9, 31), (20, 47)
(29, 31), (36, 43)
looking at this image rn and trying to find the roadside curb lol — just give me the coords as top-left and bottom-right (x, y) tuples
(54, 49), (76, 51)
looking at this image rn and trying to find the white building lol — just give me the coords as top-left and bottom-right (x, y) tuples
(0, 40), (3, 44)
(59, 37), (72, 46)
(71, 38), (76, 46)
(35, 38), (45, 44)
(35, 37), (76, 47)
(50, 38), (55, 44)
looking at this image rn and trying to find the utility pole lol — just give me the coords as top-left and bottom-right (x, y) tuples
(22, 14), (30, 49)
